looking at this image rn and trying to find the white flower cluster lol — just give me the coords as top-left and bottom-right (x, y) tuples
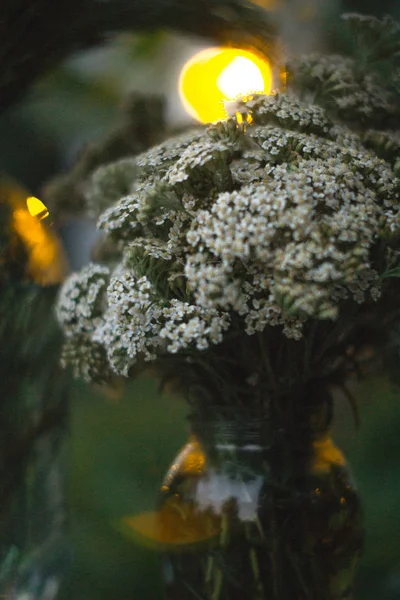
(56, 264), (112, 381)
(92, 271), (164, 375)
(159, 300), (230, 353)
(245, 93), (333, 137)
(56, 91), (400, 380)
(57, 265), (230, 378)
(56, 264), (110, 335)
(61, 336), (112, 383)
(135, 129), (203, 177)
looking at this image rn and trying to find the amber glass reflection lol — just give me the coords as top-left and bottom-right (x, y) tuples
(159, 416), (363, 600)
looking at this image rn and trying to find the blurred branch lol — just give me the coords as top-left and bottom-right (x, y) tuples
(0, 0), (278, 113)
(43, 93), (168, 218)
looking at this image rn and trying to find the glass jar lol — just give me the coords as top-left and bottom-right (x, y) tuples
(159, 408), (363, 600)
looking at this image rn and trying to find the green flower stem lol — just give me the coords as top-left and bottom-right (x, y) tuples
(212, 509), (231, 600)
(246, 523), (266, 600)
(269, 506), (281, 600)
(211, 568), (223, 600)
(257, 332), (277, 392)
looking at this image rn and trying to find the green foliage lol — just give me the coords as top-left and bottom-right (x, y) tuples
(288, 14), (400, 129)
(362, 130), (400, 165)
(0, 201), (28, 283)
(86, 158), (138, 219)
(342, 13), (400, 74)
(0, 187), (70, 595)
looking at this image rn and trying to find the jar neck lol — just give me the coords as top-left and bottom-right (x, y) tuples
(189, 392), (331, 439)
(188, 393), (332, 473)
(190, 418), (269, 451)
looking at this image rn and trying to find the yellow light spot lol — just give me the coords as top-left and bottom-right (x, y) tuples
(0, 174), (67, 285)
(217, 57), (264, 99)
(179, 47), (272, 124)
(162, 438), (206, 491)
(251, 0), (279, 7)
(26, 196), (49, 220)
(312, 436), (346, 475)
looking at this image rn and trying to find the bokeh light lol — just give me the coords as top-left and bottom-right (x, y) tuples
(179, 47), (272, 123)
(26, 195), (49, 221)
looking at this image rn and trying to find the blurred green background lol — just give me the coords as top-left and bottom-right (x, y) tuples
(1, 3), (400, 598)
(59, 378), (188, 600)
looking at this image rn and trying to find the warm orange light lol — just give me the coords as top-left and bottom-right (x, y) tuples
(121, 496), (220, 548)
(13, 208), (65, 285)
(312, 436), (346, 475)
(26, 196), (49, 220)
(0, 174), (67, 285)
(179, 47), (273, 124)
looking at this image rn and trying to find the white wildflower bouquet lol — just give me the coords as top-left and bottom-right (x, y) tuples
(56, 14), (400, 414)
(53, 14), (400, 600)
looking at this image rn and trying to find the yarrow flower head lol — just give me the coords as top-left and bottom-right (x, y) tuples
(56, 15), (400, 399)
